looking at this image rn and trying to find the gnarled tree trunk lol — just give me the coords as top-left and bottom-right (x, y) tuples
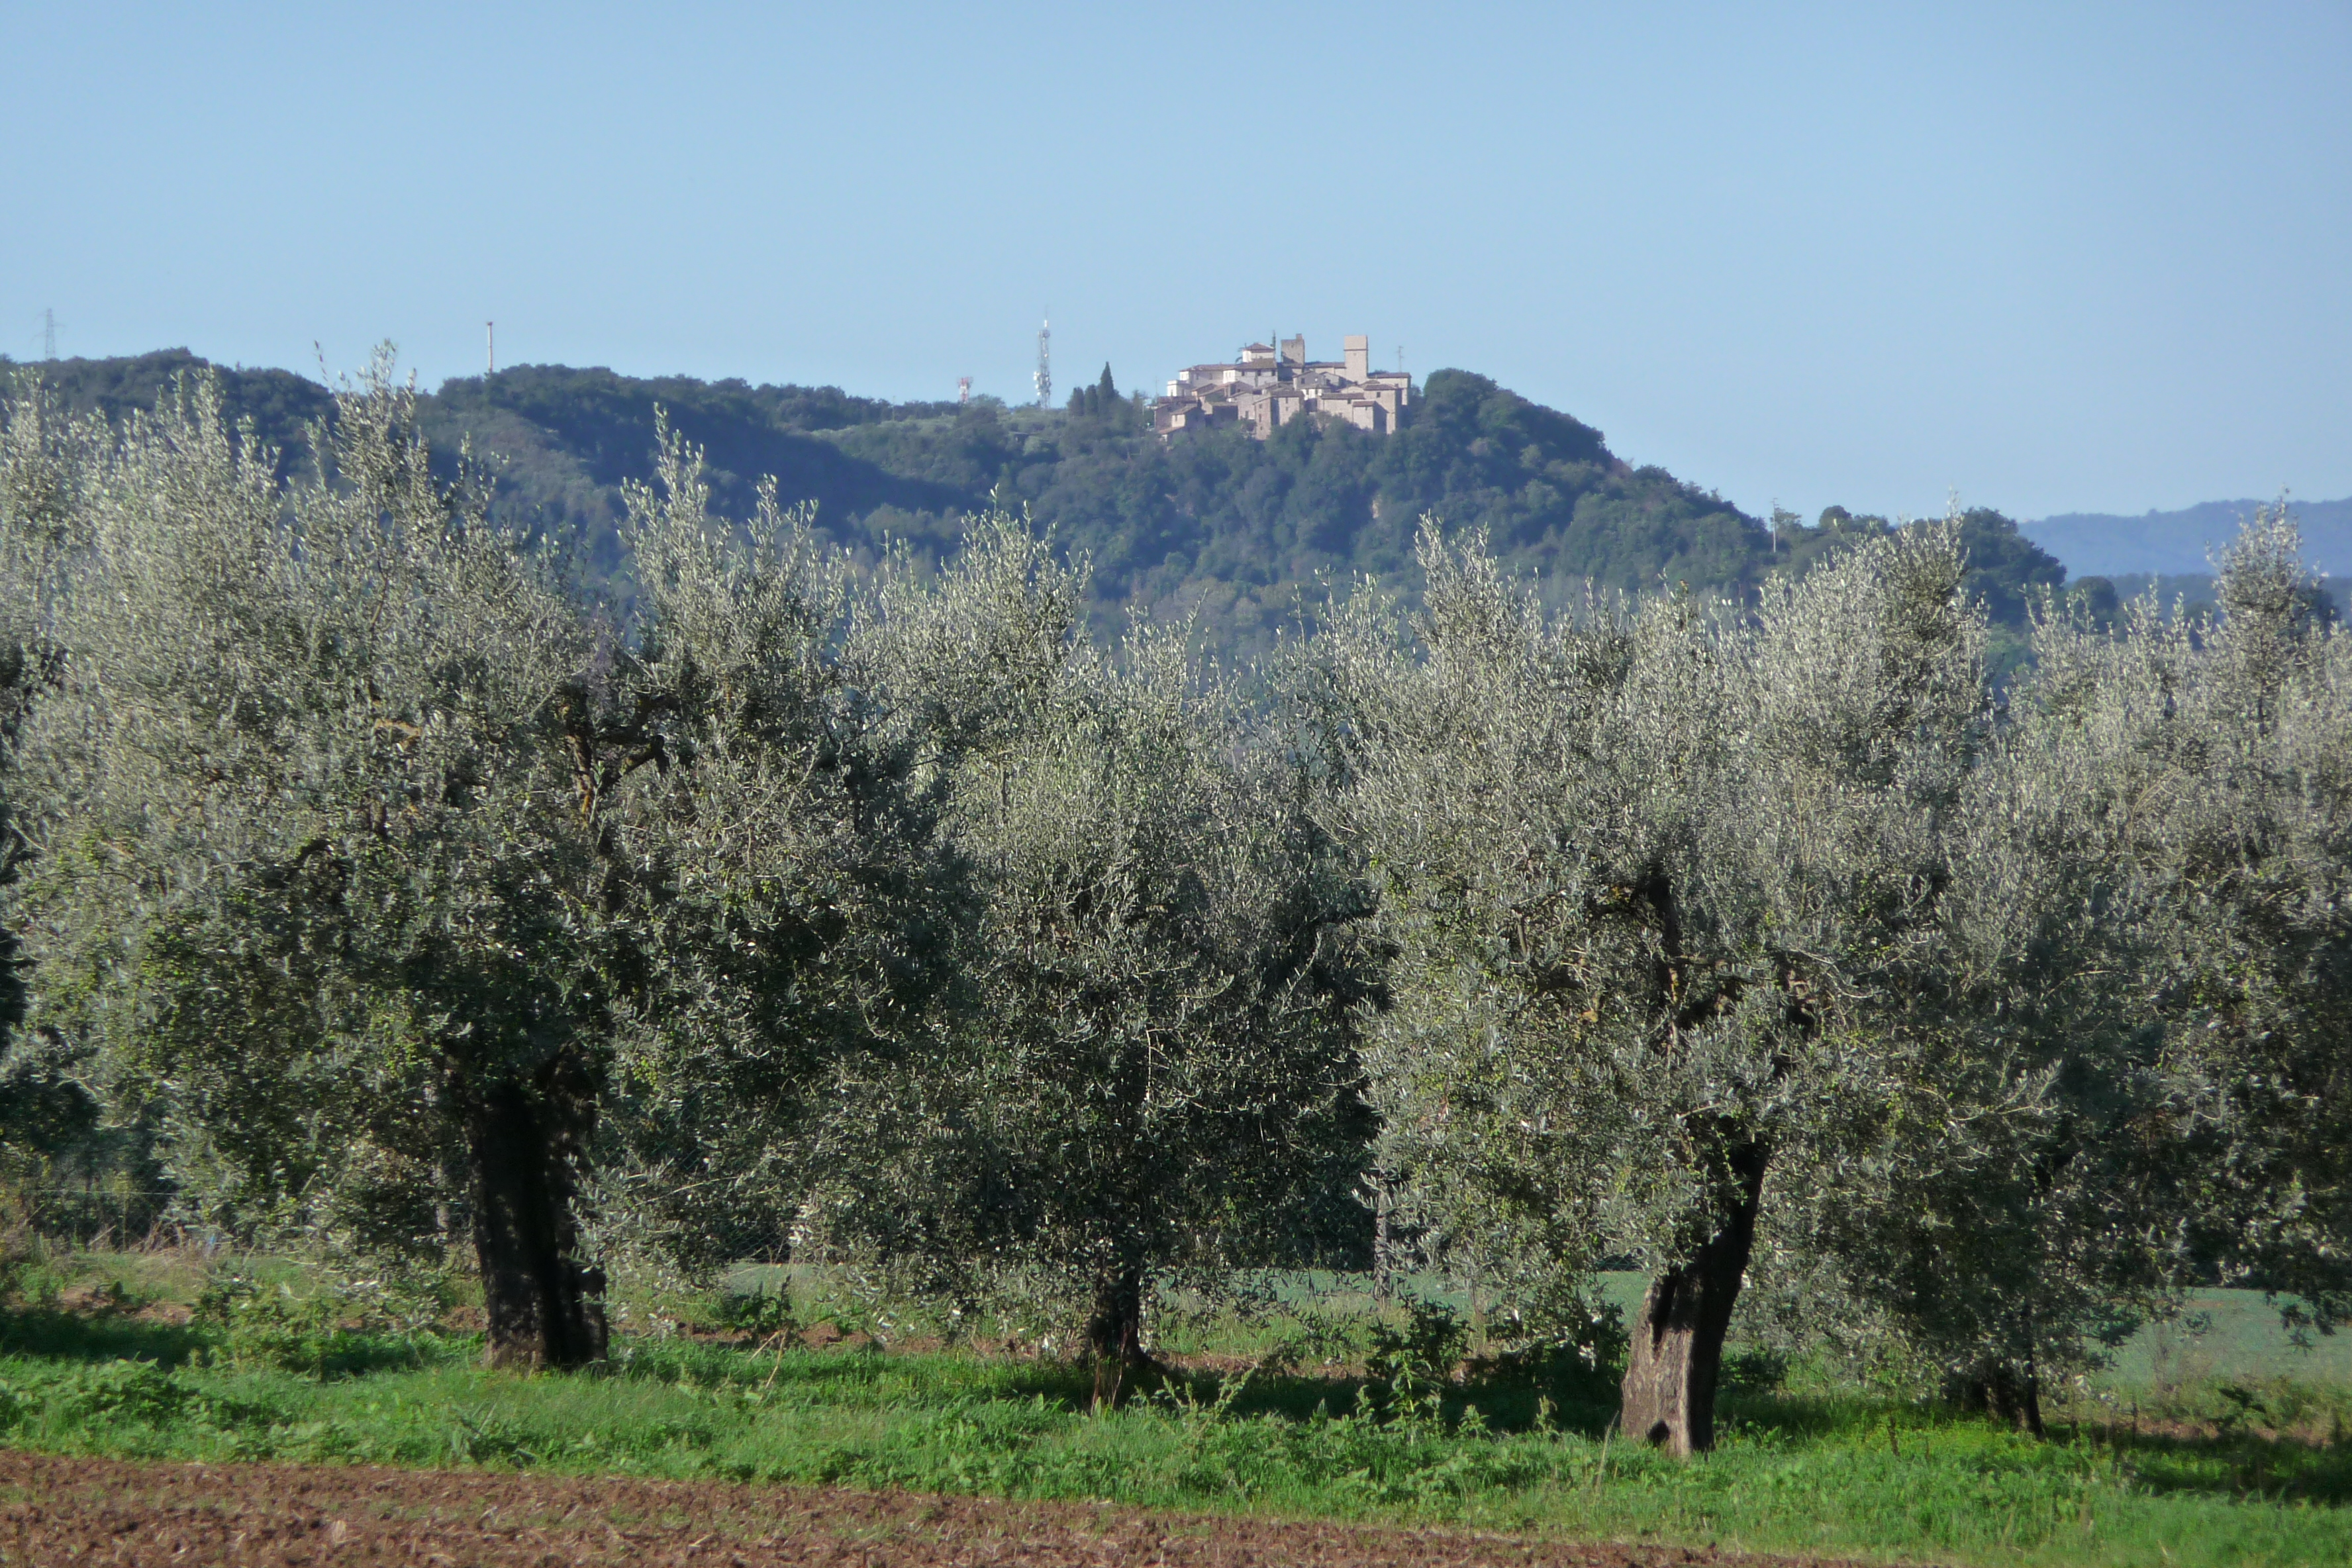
(1619, 1136), (1767, 1455)
(464, 1069), (607, 1369)
(1084, 1265), (1153, 1410)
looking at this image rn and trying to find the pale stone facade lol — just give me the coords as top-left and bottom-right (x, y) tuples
(1154, 334), (1412, 439)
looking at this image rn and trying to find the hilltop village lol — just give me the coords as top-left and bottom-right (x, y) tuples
(1154, 334), (1414, 438)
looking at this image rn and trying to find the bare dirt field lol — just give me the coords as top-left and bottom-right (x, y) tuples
(0, 1452), (1871, 1568)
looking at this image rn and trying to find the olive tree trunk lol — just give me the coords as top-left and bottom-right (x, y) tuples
(464, 1073), (607, 1369)
(1957, 1362), (2044, 1434)
(1084, 1265), (1153, 1410)
(1618, 1138), (1767, 1455)
(1957, 1314), (2044, 1436)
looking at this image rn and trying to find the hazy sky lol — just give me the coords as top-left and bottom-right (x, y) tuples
(7, 2), (2347, 522)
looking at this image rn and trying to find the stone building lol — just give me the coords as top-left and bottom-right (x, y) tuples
(1154, 334), (1412, 438)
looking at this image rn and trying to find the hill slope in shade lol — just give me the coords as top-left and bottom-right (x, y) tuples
(0, 349), (333, 478)
(2028, 496), (2352, 578)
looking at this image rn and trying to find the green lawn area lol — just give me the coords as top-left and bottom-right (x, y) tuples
(3, 1250), (2350, 1567)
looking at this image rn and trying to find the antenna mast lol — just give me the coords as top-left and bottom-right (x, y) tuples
(42, 309), (57, 360)
(487, 321), (495, 375)
(1035, 312), (1052, 409)
(958, 376), (971, 405)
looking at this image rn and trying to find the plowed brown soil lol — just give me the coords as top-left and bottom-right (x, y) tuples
(0, 1451), (1878, 1568)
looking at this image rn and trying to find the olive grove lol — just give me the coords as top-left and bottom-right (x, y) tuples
(2, 365), (2349, 1447)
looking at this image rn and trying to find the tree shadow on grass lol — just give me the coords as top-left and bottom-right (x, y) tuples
(0, 1307), (206, 1368)
(245, 1333), (474, 1379)
(0, 1305), (469, 1379)
(2065, 1422), (2352, 1506)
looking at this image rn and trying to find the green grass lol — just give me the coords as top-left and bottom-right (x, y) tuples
(2097, 1289), (2352, 1389)
(3, 1253), (2351, 1567)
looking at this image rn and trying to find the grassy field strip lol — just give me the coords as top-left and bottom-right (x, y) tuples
(8, 1251), (2352, 1566)
(0, 1329), (2346, 1568)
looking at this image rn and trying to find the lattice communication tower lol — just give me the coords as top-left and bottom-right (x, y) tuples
(1035, 313), (1051, 409)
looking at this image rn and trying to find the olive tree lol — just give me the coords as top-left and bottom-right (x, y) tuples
(7, 363), (638, 1361)
(5, 370), (949, 1365)
(1306, 519), (1990, 1452)
(0, 374), (106, 1175)
(585, 425), (963, 1275)
(828, 520), (1375, 1406)
(1826, 510), (2352, 1426)
(1759, 646), (2187, 1432)
(2063, 513), (2352, 1320)
(2179, 517), (2352, 1314)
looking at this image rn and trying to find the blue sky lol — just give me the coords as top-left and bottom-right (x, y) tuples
(7, 1), (2347, 522)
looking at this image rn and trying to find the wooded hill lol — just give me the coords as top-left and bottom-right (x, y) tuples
(8, 350), (2075, 658)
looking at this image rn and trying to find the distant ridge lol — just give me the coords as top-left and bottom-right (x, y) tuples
(2027, 497), (2352, 579)
(0, 350), (2177, 667)
(5, 352), (1781, 656)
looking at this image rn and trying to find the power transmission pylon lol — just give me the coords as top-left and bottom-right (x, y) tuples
(43, 309), (57, 360)
(1035, 313), (1051, 409)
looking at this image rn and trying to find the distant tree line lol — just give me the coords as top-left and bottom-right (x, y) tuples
(8, 364), (2349, 1451)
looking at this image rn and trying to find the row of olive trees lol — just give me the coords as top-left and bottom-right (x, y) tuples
(0, 364), (1369, 1384)
(3, 365), (2347, 1447)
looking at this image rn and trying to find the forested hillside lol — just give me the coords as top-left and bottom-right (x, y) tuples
(418, 360), (1794, 652)
(7, 352), (2075, 658)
